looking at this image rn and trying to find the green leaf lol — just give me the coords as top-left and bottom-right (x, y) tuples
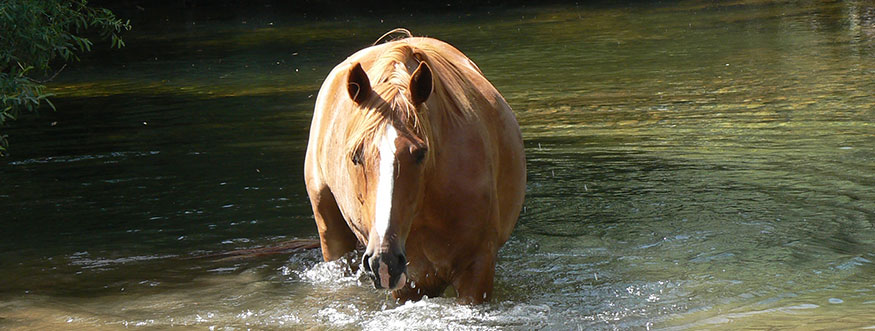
(0, 0), (129, 154)
(44, 97), (55, 111)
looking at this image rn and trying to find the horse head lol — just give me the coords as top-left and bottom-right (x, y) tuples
(345, 59), (433, 290)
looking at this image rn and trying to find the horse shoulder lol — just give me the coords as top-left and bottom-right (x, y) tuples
(420, 123), (497, 234)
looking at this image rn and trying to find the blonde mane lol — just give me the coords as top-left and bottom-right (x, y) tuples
(345, 39), (482, 166)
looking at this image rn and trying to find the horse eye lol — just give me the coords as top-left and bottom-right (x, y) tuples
(351, 150), (363, 165)
(412, 147), (428, 164)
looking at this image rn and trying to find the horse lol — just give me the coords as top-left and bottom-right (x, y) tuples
(303, 29), (526, 304)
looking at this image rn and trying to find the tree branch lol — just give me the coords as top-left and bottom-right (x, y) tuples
(30, 64), (67, 84)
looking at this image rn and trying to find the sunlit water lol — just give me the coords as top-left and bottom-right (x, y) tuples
(1, 1), (874, 329)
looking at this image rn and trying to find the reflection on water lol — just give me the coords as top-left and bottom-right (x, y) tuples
(1, 1), (874, 329)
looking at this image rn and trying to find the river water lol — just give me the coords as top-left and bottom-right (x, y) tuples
(1, 1), (873, 329)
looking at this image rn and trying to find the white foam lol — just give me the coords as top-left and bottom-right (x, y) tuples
(294, 256), (364, 287)
(361, 298), (551, 331)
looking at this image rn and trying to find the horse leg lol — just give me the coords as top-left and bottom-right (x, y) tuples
(392, 281), (448, 303)
(452, 248), (498, 304)
(308, 186), (358, 261)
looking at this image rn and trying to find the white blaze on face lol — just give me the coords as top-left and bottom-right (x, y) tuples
(374, 124), (398, 244)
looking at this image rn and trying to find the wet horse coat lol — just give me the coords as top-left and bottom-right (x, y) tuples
(304, 34), (525, 304)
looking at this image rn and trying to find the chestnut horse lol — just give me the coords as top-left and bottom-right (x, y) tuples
(303, 30), (525, 304)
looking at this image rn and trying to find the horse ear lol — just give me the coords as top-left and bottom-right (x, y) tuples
(347, 63), (371, 104)
(409, 61), (432, 105)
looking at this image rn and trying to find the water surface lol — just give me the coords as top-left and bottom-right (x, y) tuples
(1, 1), (874, 329)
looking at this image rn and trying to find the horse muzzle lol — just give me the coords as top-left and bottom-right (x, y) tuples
(362, 251), (407, 290)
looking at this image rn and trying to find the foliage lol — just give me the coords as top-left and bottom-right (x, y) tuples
(0, 0), (130, 155)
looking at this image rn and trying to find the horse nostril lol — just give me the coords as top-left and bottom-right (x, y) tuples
(362, 253), (373, 273)
(398, 254), (407, 267)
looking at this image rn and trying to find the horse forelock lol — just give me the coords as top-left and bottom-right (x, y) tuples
(345, 45), (429, 166)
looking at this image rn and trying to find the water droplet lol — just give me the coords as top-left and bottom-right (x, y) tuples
(829, 298), (843, 304)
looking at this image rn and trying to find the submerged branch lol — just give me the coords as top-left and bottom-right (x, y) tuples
(185, 239), (322, 262)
